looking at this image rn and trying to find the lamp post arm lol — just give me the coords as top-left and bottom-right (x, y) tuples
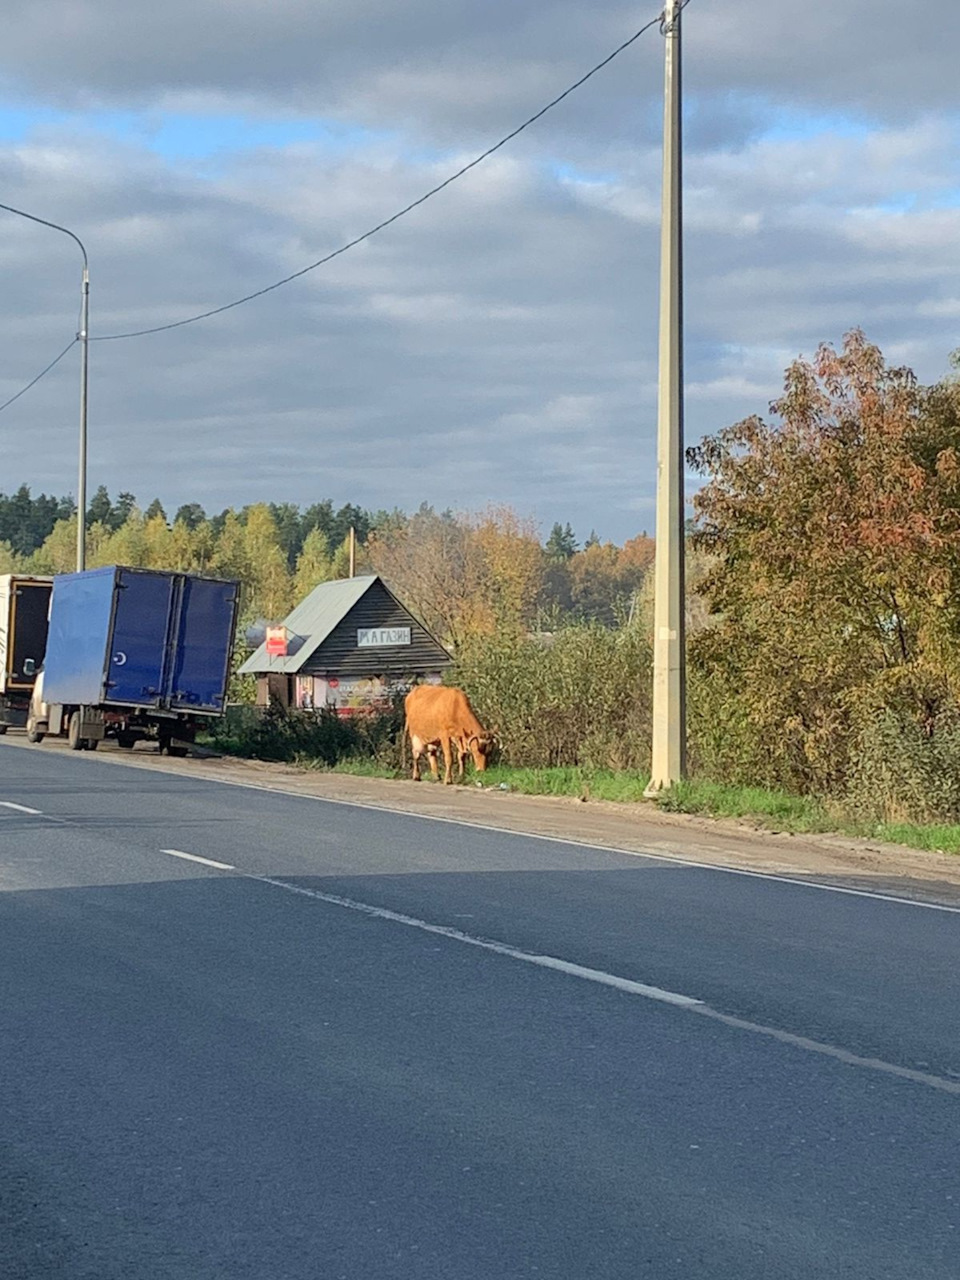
(0, 201), (88, 270)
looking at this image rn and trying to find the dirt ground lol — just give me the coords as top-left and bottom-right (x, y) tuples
(7, 733), (960, 908)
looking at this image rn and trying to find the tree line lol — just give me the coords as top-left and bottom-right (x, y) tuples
(0, 485), (654, 638)
(0, 485), (373, 567)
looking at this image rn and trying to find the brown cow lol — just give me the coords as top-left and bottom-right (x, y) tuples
(405, 684), (495, 784)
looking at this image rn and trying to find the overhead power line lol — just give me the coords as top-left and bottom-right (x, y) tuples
(94, 13), (665, 342)
(0, 338), (76, 413)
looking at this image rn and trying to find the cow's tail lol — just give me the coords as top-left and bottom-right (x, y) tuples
(400, 716), (409, 773)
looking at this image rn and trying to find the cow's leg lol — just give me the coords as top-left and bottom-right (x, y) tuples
(426, 744), (441, 781)
(411, 734), (424, 781)
(440, 734), (454, 784)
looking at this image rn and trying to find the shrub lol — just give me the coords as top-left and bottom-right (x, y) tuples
(845, 703), (960, 824)
(212, 697), (405, 768)
(451, 622), (652, 770)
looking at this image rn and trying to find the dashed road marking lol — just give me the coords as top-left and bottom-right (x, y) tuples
(160, 848), (236, 871)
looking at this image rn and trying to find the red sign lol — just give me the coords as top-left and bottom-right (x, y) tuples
(265, 626), (288, 656)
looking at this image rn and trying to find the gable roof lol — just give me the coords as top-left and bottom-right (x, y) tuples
(239, 574), (380, 675)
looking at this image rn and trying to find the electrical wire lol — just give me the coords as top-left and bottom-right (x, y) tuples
(93, 12), (665, 342)
(0, 338), (77, 414)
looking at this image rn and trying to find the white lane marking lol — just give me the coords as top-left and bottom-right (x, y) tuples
(251, 876), (702, 1008)
(162, 850), (960, 1096)
(0, 801), (43, 815)
(14, 741), (960, 914)
(160, 848), (236, 871)
(690, 1005), (960, 1096)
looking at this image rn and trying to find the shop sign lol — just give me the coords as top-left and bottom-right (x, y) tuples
(357, 626), (411, 648)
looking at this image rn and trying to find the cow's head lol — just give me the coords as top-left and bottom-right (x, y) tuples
(466, 732), (497, 771)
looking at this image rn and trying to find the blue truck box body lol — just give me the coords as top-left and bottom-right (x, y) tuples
(44, 567), (239, 714)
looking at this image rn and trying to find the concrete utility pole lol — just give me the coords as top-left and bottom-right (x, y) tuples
(645, 0), (686, 793)
(0, 202), (90, 572)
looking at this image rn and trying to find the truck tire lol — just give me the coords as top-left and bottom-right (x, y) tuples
(0, 724), (7, 736)
(116, 734), (136, 749)
(167, 745), (189, 758)
(25, 717), (44, 744)
(84, 738), (99, 751)
(67, 713), (84, 750)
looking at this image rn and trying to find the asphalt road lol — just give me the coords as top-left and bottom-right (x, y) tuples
(2, 742), (959, 1279)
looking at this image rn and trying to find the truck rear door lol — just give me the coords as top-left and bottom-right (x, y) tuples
(104, 570), (174, 706)
(9, 580), (51, 689)
(168, 576), (238, 713)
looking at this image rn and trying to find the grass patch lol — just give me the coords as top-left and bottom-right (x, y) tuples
(870, 822), (960, 856)
(474, 767), (829, 826)
(295, 754), (397, 779)
(478, 765), (653, 803)
(655, 779), (831, 831)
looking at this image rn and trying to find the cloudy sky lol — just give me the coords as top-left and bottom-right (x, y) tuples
(1, 1), (957, 543)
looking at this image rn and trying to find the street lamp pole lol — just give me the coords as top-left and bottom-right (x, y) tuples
(0, 202), (90, 571)
(78, 260), (90, 572)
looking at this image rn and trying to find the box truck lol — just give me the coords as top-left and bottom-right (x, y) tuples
(0, 574), (52, 732)
(28, 566), (240, 754)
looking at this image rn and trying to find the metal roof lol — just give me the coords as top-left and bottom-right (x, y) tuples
(238, 574), (380, 675)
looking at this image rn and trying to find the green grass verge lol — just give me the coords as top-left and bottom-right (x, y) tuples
(655, 779), (831, 830)
(478, 765), (653, 803)
(295, 754), (396, 778)
(448, 766), (832, 828)
(870, 822), (960, 856)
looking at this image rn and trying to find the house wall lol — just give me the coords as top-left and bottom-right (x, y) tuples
(257, 671), (443, 715)
(296, 671), (443, 714)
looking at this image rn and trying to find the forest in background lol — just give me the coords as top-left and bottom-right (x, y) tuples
(0, 485), (655, 639)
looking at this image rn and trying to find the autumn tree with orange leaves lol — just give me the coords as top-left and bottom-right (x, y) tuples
(366, 504), (544, 649)
(687, 330), (960, 799)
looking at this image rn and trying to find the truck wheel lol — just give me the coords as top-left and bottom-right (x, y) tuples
(67, 713), (84, 750)
(84, 738), (99, 752)
(167, 745), (189, 758)
(0, 725), (7, 736)
(25, 717), (44, 744)
(116, 734), (136, 750)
